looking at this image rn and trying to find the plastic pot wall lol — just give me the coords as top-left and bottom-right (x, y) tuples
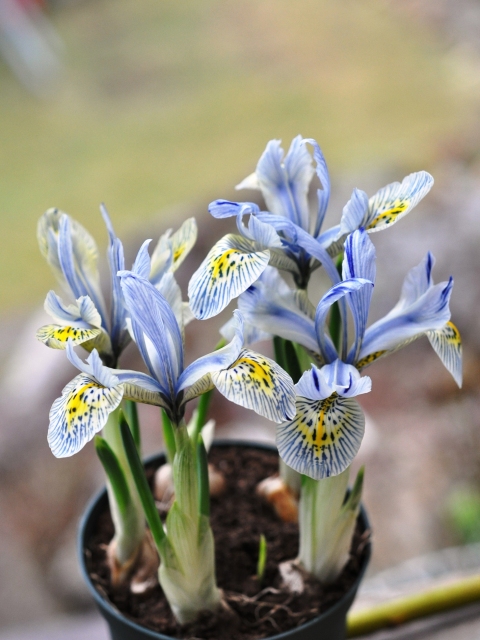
(78, 440), (371, 640)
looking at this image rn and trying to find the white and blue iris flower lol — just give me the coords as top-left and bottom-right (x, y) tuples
(188, 135), (433, 320)
(236, 228), (462, 480)
(36, 207), (197, 367)
(47, 266), (296, 458)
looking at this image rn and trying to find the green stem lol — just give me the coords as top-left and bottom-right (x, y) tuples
(191, 390), (213, 450)
(347, 574), (480, 637)
(162, 410), (176, 464)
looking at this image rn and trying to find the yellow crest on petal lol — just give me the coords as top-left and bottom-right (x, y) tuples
(427, 321), (462, 387)
(211, 349), (295, 423)
(277, 395), (365, 479)
(366, 171), (433, 233)
(355, 350), (387, 369)
(48, 374), (123, 457)
(367, 199), (408, 230)
(188, 235), (270, 319)
(36, 324), (101, 349)
(170, 218), (197, 272)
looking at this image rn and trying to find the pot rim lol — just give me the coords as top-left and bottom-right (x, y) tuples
(78, 439), (372, 640)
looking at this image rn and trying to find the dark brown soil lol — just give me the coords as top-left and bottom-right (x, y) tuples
(85, 446), (369, 639)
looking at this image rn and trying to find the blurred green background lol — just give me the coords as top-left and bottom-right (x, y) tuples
(0, 0), (475, 312)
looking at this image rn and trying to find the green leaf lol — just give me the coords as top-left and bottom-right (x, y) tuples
(257, 534), (267, 584)
(292, 342), (312, 374)
(162, 409), (176, 463)
(284, 340), (302, 383)
(192, 390), (213, 443)
(119, 414), (167, 552)
(94, 435), (131, 517)
(123, 400), (141, 452)
(196, 435), (210, 517)
(274, 336), (302, 382)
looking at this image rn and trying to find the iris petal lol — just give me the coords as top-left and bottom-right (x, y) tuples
(277, 395), (365, 480)
(366, 171), (433, 232)
(427, 321), (462, 388)
(343, 230), (376, 363)
(188, 234), (270, 320)
(100, 205), (128, 355)
(255, 137), (314, 231)
(48, 373), (123, 458)
(37, 325), (101, 349)
(360, 277), (453, 359)
(176, 311), (244, 392)
(238, 268), (318, 353)
(211, 348), (296, 423)
(304, 139), (330, 237)
(170, 217), (198, 272)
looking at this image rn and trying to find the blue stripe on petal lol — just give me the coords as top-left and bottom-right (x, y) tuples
(315, 278), (373, 363)
(100, 206), (129, 355)
(114, 369), (164, 393)
(293, 226), (342, 286)
(395, 252), (435, 310)
(277, 395), (365, 480)
(48, 373), (123, 458)
(208, 200), (260, 219)
(304, 139), (330, 237)
(57, 214), (108, 328)
(343, 230), (376, 363)
(295, 366), (334, 400)
(360, 276), (453, 359)
(247, 215), (283, 248)
(238, 268), (318, 353)
(177, 311), (244, 392)
(132, 239), (152, 279)
(284, 135), (315, 232)
(188, 234), (270, 320)
(297, 361), (371, 400)
(44, 291), (85, 326)
(120, 272), (184, 397)
(256, 137), (313, 230)
(58, 215), (84, 299)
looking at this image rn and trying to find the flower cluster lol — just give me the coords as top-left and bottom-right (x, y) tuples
(190, 136), (461, 481)
(37, 135), (462, 624)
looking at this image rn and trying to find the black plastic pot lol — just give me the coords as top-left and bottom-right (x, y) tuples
(78, 440), (371, 640)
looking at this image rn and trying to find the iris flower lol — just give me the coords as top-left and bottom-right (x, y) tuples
(47, 267), (296, 458)
(37, 207), (197, 367)
(189, 136), (433, 319)
(236, 228), (462, 479)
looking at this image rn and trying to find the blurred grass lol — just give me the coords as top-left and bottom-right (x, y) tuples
(0, 0), (474, 311)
